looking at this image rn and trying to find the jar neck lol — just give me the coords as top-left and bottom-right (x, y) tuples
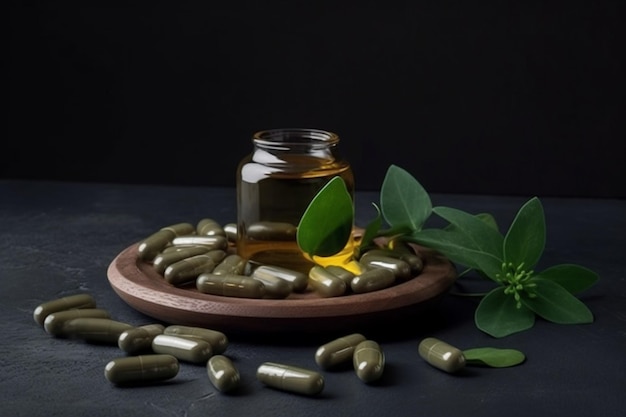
(252, 128), (339, 153)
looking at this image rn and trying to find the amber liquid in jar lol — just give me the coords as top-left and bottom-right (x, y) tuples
(236, 129), (354, 274)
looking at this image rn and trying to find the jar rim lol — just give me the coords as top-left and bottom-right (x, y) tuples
(253, 128), (339, 148)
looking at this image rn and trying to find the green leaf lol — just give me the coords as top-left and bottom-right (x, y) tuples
(534, 264), (599, 294)
(445, 212), (499, 232)
(297, 177), (354, 257)
(503, 197), (545, 269)
(475, 287), (536, 338)
(463, 347), (526, 368)
(380, 165), (432, 232)
(521, 278), (594, 324)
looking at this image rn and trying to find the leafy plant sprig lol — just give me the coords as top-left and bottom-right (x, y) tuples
(297, 164), (599, 338)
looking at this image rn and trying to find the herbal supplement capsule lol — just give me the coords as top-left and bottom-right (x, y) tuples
(251, 265), (308, 292)
(207, 355), (240, 393)
(152, 246), (211, 274)
(104, 354), (179, 385)
(152, 334), (213, 364)
(62, 318), (134, 344)
(197, 218), (226, 237)
(350, 268), (396, 293)
(223, 223), (238, 242)
(360, 254), (413, 281)
(196, 273), (266, 299)
(164, 325), (228, 354)
(118, 324), (165, 354)
(172, 235), (228, 250)
(308, 265), (346, 298)
(353, 340), (385, 383)
(250, 270), (293, 299)
(324, 265), (356, 286)
(212, 254), (248, 276)
(160, 222), (195, 236)
(362, 248), (423, 275)
(164, 254), (217, 286)
(418, 337), (466, 373)
(256, 362), (324, 396)
(138, 229), (176, 261)
(246, 221), (298, 241)
(33, 293), (96, 326)
(315, 333), (366, 369)
(44, 308), (111, 337)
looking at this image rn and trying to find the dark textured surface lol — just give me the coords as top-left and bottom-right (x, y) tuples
(1, 180), (625, 417)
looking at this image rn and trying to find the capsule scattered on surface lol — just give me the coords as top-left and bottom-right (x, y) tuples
(251, 265), (308, 292)
(247, 222), (298, 241)
(418, 337), (466, 373)
(160, 222), (195, 236)
(207, 355), (240, 393)
(196, 218), (226, 237)
(257, 362), (324, 396)
(104, 354), (179, 385)
(212, 254), (248, 276)
(308, 265), (347, 298)
(164, 254), (217, 286)
(152, 246), (211, 274)
(350, 268), (396, 293)
(33, 293), (97, 327)
(164, 325), (228, 354)
(360, 254), (413, 281)
(353, 340), (385, 383)
(250, 270), (293, 299)
(196, 273), (266, 299)
(138, 229), (176, 261)
(44, 308), (111, 337)
(172, 235), (228, 250)
(315, 333), (367, 369)
(118, 324), (165, 354)
(223, 223), (238, 242)
(62, 318), (134, 344)
(151, 334), (213, 364)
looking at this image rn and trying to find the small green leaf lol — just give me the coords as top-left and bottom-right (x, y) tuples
(503, 197), (545, 269)
(380, 165), (432, 232)
(445, 212), (499, 232)
(534, 264), (599, 294)
(463, 347), (526, 368)
(475, 287), (536, 338)
(522, 278), (594, 324)
(297, 177), (354, 257)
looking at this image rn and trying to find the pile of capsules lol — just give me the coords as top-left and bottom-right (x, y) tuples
(33, 293), (467, 393)
(137, 219), (425, 298)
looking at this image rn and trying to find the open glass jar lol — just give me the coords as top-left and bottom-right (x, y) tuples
(236, 128), (354, 273)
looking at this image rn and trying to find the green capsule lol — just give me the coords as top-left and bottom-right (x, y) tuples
(247, 222), (297, 241)
(257, 362), (324, 396)
(251, 265), (308, 292)
(418, 337), (466, 373)
(315, 333), (366, 369)
(118, 324), (165, 354)
(223, 223), (238, 242)
(138, 229), (176, 261)
(360, 254), (413, 281)
(207, 355), (240, 393)
(152, 246), (211, 274)
(212, 254), (248, 276)
(350, 268), (396, 293)
(324, 265), (356, 285)
(361, 248), (423, 275)
(196, 273), (266, 299)
(44, 308), (111, 337)
(160, 222), (195, 236)
(164, 254), (217, 286)
(308, 265), (346, 298)
(104, 354), (179, 385)
(164, 325), (228, 354)
(62, 318), (134, 344)
(251, 271), (293, 299)
(152, 334), (213, 364)
(33, 293), (97, 327)
(196, 218), (226, 237)
(172, 235), (228, 250)
(353, 340), (385, 383)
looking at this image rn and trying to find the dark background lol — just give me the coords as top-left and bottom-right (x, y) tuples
(7, 1), (625, 198)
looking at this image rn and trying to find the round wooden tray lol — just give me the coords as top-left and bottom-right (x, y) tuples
(107, 243), (457, 335)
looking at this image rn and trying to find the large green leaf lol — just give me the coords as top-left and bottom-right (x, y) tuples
(297, 177), (354, 257)
(534, 264), (599, 294)
(475, 287), (536, 338)
(503, 197), (545, 269)
(522, 278), (594, 324)
(380, 165), (432, 231)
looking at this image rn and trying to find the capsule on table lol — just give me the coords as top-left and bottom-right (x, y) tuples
(353, 340), (385, 383)
(44, 308), (111, 337)
(359, 254), (413, 281)
(152, 246), (211, 274)
(118, 324), (165, 354)
(308, 265), (347, 298)
(251, 265), (308, 292)
(257, 362), (324, 396)
(223, 223), (238, 242)
(196, 218), (226, 237)
(247, 222), (297, 241)
(207, 355), (240, 393)
(160, 222), (196, 237)
(62, 318), (134, 344)
(164, 254), (217, 286)
(172, 235), (228, 250)
(315, 333), (367, 369)
(418, 337), (466, 373)
(138, 229), (176, 261)
(212, 254), (248, 276)
(104, 354), (179, 385)
(196, 273), (266, 299)
(164, 325), (228, 354)
(33, 293), (97, 327)
(350, 268), (396, 293)
(152, 334), (213, 364)
(251, 270), (293, 299)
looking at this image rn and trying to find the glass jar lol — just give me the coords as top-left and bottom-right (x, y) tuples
(236, 128), (354, 273)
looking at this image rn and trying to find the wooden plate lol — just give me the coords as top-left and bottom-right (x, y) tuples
(107, 243), (457, 335)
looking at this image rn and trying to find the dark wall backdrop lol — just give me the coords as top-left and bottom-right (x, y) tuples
(8, 1), (625, 198)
